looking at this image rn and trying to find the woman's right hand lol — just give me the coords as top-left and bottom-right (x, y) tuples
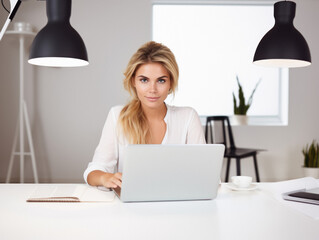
(101, 172), (122, 189)
(87, 170), (122, 189)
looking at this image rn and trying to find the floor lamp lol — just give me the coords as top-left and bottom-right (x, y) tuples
(5, 23), (38, 183)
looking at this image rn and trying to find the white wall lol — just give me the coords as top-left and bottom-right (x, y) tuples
(0, 0), (152, 182)
(0, 0), (318, 183)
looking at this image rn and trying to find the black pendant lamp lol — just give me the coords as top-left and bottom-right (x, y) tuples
(253, 1), (311, 68)
(28, 0), (88, 67)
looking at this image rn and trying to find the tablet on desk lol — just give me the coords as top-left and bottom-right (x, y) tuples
(283, 188), (319, 205)
(113, 144), (225, 202)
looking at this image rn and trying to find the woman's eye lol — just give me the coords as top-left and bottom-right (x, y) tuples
(158, 79), (166, 83)
(140, 78), (148, 83)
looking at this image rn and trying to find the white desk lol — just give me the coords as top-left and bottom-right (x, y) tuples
(0, 183), (318, 240)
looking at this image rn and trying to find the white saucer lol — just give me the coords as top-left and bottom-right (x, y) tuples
(226, 183), (258, 191)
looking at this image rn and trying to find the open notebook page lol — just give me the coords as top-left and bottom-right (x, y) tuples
(27, 185), (115, 202)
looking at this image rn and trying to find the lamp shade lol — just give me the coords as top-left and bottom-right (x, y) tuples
(253, 1), (311, 68)
(28, 0), (88, 67)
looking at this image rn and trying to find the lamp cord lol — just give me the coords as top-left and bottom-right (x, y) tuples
(1, 0), (10, 14)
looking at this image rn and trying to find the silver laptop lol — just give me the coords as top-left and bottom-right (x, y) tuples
(113, 144), (225, 202)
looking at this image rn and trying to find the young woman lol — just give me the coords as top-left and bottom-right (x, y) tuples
(84, 41), (205, 188)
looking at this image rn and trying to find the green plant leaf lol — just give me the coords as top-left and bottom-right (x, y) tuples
(233, 75), (261, 115)
(247, 79), (261, 106)
(303, 140), (319, 168)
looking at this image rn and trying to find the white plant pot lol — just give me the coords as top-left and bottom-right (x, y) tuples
(233, 115), (248, 125)
(303, 167), (319, 179)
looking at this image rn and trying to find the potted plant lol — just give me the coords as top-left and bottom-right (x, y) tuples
(302, 140), (319, 178)
(232, 76), (260, 125)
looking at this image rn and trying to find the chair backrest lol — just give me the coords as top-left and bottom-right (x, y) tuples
(205, 116), (236, 149)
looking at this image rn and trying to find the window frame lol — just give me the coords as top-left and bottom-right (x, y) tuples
(152, 0), (288, 126)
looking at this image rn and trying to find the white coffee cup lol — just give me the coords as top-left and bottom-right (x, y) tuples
(231, 176), (252, 188)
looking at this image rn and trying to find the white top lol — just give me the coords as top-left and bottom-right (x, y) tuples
(83, 104), (205, 183)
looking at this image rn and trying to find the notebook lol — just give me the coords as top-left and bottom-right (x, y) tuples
(113, 144), (225, 202)
(27, 185), (115, 203)
(283, 187), (319, 205)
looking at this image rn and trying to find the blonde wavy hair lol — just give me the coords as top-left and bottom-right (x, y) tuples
(118, 41), (179, 144)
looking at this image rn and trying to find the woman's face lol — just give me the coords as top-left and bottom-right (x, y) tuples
(134, 62), (171, 110)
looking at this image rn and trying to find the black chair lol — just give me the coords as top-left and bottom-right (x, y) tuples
(205, 116), (261, 182)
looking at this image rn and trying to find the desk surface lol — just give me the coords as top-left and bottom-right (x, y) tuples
(0, 183), (318, 240)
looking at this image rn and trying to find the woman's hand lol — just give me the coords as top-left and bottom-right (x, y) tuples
(87, 170), (122, 189)
(101, 172), (122, 189)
